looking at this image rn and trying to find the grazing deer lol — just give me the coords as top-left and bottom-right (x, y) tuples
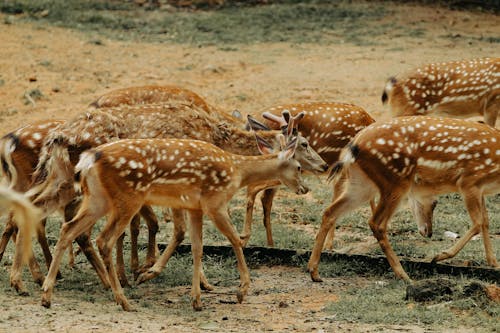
(382, 57), (499, 127)
(308, 116), (500, 283)
(41, 134), (313, 311)
(0, 185), (42, 295)
(241, 102), (376, 247)
(90, 84), (243, 126)
(30, 103), (327, 284)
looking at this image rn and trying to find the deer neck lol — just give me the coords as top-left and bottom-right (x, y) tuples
(232, 154), (283, 188)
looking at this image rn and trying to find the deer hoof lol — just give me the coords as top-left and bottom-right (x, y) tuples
(192, 298), (203, 311)
(236, 290), (245, 304)
(309, 270), (323, 283)
(41, 297), (51, 308)
(136, 270), (156, 285)
(200, 280), (214, 291)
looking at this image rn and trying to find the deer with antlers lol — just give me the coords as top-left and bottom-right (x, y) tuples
(382, 57), (499, 127)
(29, 102), (326, 286)
(241, 102), (376, 247)
(308, 116), (500, 283)
(0, 185), (42, 295)
(41, 130), (315, 311)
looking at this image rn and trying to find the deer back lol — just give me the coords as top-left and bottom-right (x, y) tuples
(1, 120), (65, 191)
(382, 57), (499, 122)
(90, 84), (211, 111)
(259, 102), (375, 164)
(343, 116), (500, 195)
(90, 84), (244, 127)
(32, 102), (325, 212)
(78, 138), (305, 209)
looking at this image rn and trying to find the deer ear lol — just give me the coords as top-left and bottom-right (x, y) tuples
(247, 115), (271, 131)
(279, 137), (298, 160)
(254, 134), (274, 155)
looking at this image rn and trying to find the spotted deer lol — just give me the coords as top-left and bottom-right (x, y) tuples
(382, 57), (499, 127)
(41, 134), (312, 311)
(0, 119), (164, 290)
(90, 84), (243, 126)
(0, 120), (73, 286)
(241, 102), (376, 247)
(308, 116), (500, 283)
(30, 103), (327, 285)
(0, 185), (42, 295)
(89, 84), (244, 272)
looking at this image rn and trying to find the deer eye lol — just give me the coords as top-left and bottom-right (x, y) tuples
(301, 142), (308, 148)
(297, 165), (302, 172)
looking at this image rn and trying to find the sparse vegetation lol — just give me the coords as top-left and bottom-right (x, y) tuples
(0, 1), (498, 331)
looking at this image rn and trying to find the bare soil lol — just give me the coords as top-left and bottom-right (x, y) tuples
(0, 3), (498, 332)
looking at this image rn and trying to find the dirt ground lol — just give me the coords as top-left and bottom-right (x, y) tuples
(0, 2), (499, 332)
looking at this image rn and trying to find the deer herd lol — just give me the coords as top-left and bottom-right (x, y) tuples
(0, 57), (498, 311)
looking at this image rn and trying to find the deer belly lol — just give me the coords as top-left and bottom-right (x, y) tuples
(145, 185), (202, 210)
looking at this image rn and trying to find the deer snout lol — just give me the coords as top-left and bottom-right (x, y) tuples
(418, 226), (433, 238)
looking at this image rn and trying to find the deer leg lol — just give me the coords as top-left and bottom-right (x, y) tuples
(207, 205), (250, 305)
(63, 198), (81, 268)
(324, 178), (349, 251)
(0, 215), (16, 263)
(135, 205), (159, 276)
(115, 231), (129, 288)
(74, 230), (110, 288)
(27, 252), (44, 286)
(369, 191), (411, 282)
(10, 221), (39, 296)
(241, 185), (259, 247)
(136, 208), (186, 284)
(187, 209), (204, 311)
(307, 169), (376, 282)
(35, 218), (52, 269)
(308, 191), (369, 282)
(433, 191), (497, 267)
(96, 209), (139, 312)
(478, 197), (498, 267)
(67, 242), (75, 268)
(128, 214), (140, 279)
(42, 211), (103, 308)
(261, 187), (278, 247)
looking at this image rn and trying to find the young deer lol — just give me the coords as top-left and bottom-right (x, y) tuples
(308, 116), (500, 283)
(30, 103), (327, 284)
(382, 57), (499, 127)
(89, 84), (244, 272)
(0, 185), (42, 295)
(241, 102), (376, 247)
(41, 135), (311, 311)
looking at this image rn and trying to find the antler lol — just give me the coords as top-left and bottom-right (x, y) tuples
(262, 110), (305, 140)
